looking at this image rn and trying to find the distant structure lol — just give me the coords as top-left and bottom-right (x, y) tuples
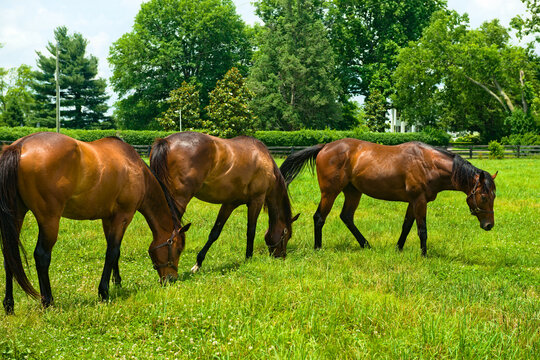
(387, 108), (416, 133)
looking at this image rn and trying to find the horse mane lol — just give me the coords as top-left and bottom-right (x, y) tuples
(270, 160), (293, 223)
(147, 138), (184, 230)
(419, 142), (495, 191)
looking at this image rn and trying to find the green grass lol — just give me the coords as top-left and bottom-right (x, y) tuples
(1, 158), (539, 359)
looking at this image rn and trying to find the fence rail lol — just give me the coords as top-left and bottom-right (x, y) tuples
(2, 140), (539, 159)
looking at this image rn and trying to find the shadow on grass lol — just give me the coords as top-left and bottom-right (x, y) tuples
(178, 260), (243, 281)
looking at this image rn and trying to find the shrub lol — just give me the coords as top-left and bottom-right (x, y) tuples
(255, 129), (450, 147)
(488, 140), (505, 159)
(500, 132), (540, 145)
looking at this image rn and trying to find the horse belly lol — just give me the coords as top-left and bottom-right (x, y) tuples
(62, 196), (115, 220)
(352, 175), (409, 202)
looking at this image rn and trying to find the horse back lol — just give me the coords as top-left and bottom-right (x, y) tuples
(164, 132), (275, 204)
(317, 139), (439, 201)
(17, 133), (146, 220)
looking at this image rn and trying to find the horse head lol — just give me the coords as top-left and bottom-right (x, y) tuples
(148, 223), (191, 283)
(467, 171), (497, 231)
(265, 213), (300, 258)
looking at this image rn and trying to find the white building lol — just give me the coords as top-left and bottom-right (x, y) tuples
(387, 108), (416, 133)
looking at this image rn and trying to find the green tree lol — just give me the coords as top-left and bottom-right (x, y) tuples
(511, 0), (540, 44)
(33, 26), (110, 129)
(109, 0), (252, 129)
(204, 67), (255, 138)
(326, 0), (445, 98)
(157, 81), (201, 131)
(364, 88), (389, 132)
(393, 11), (540, 141)
(249, 0), (342, 130)
(0, 65), (38, 127)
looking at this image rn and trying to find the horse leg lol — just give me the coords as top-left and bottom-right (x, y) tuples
(191, 204), (238, 273)
(98, 214), (132, 301)
(340, 186), (370, 249)
(396, 203), (415, 251)
(412, 199), (428, 256)
(34, 218), (60, 308)
(313, 191), (339, 249)
(246, 198), (264, 259)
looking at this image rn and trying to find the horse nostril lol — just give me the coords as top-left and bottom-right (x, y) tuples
(484, 223), (493, 231)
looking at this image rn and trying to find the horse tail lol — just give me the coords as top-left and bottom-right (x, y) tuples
(0, 144), (39, 298)
(280, 144), (326, 185)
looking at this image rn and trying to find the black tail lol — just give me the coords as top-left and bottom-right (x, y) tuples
(149, 138), (184, 237)
(280, 144), (325, 185)
(0, 145), (39, 298)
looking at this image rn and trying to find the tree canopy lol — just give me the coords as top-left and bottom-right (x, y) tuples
(393, 11), (540, 141)
(109, 0), (252, 129)
(325, 0), (446, 98)
(0, 65), (37, 127)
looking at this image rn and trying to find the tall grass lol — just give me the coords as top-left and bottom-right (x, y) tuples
(1, 158), (538, 359)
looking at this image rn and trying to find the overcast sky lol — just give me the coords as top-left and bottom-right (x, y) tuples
(0, 0), (532, 90)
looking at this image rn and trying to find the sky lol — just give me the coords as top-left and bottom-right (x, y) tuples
(0, 0), (532, 99)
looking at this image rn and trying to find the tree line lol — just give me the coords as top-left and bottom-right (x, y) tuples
(0, 0), (538, 141)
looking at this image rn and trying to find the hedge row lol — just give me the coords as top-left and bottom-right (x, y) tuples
(0, 127), (175, 145)
(0, 127), (451, 147)
(255, 129), (450, 146)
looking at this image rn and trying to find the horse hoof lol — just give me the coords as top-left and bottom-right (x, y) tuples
(3, 300), (14, 315)
(191, 264), (200, 273)
(98, 290), (109, 302)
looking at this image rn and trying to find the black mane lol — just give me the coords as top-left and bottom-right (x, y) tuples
(422, 143), (495, 192)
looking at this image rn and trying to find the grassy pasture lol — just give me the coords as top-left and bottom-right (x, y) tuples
(1, 158), (539, 359)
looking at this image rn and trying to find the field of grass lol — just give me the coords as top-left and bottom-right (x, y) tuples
(1, 158), (539, 359)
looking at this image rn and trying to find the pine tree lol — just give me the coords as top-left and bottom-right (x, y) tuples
(33, 26), (111, 129)
(249, 0), (342, 130)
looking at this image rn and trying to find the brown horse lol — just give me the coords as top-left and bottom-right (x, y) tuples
(0, 132), (190, 314)
(280, 139), (497, 256)
(150, 132), (299, 272)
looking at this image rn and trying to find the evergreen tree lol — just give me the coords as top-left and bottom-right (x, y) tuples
(204, 67), (256, 138)
(250, 0), (342, 130)
(157, 82), (202, 131)
(33, 26), (110, 129)
(364, 88), (389, 132)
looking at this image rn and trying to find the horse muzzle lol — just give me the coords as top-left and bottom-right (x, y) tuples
(481, 222), (494, 231)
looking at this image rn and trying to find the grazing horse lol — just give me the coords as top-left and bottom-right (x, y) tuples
(280, 139), (497, 256)
(150, 132), (299, 273)
(0, 132), (190, 314)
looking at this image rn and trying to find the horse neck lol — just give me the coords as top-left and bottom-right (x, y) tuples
(266, 170), (291, 227)
(435, 151), (480, 195)
(138, 174), (175, 240)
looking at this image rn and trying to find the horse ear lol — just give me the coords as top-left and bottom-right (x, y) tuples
(492, 171), (498, 180)
(291, 213), (300, 223)
(179, 223), (191, 234)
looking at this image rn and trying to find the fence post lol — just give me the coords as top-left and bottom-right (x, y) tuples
(517, 145), (520, 158)
(469, 145), (473, 159)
